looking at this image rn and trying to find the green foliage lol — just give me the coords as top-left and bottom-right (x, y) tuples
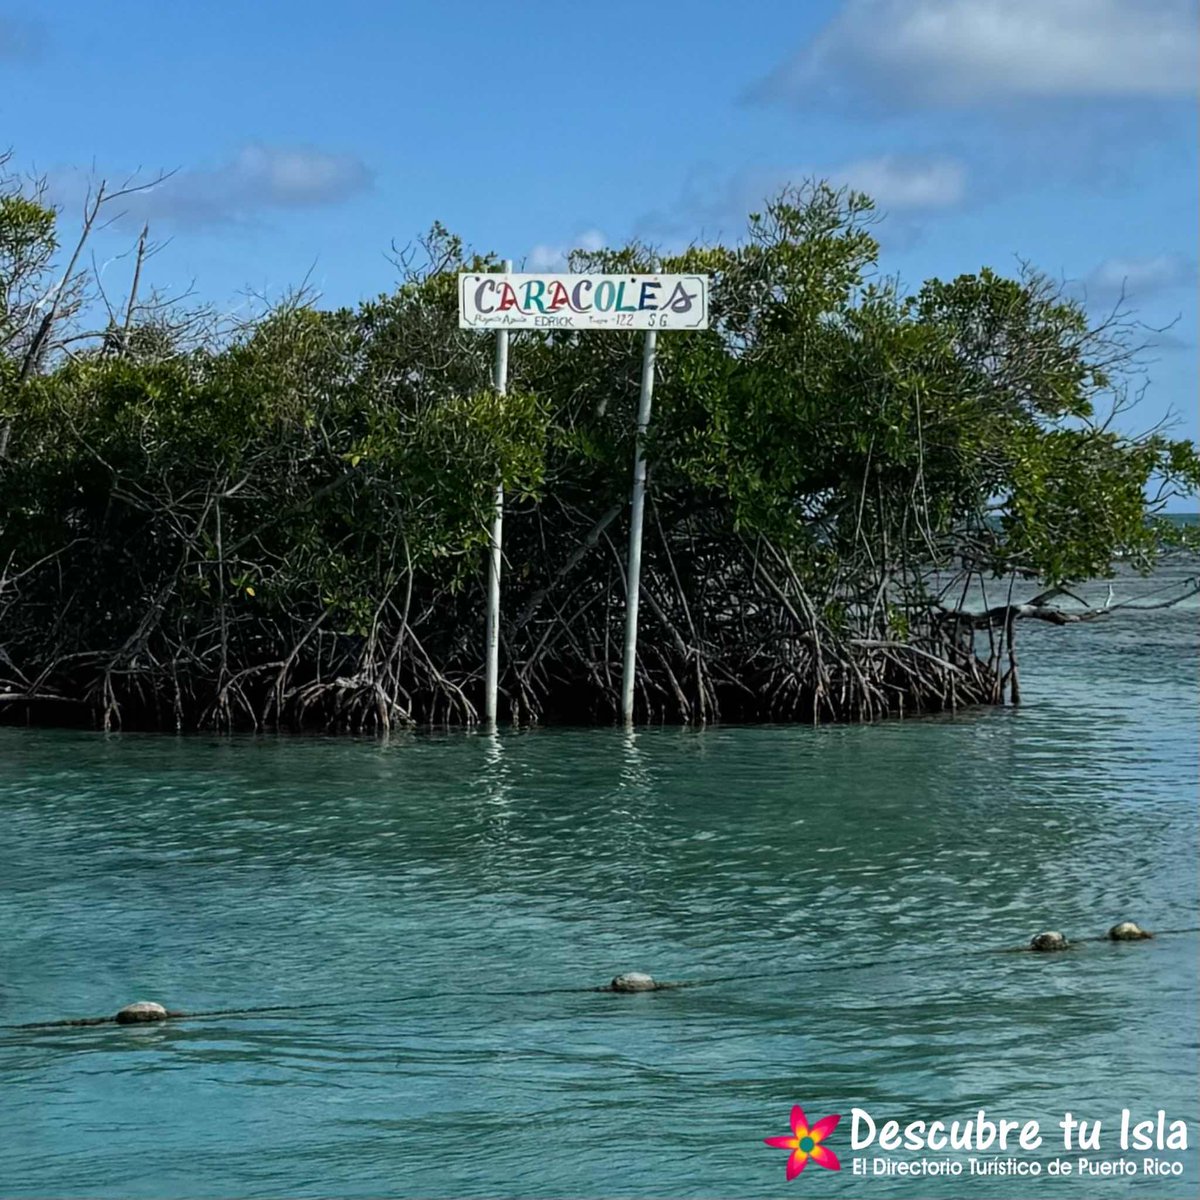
(0, 190), (58, 358)
(1, 179), (1197, 728)
(1003, 427), (1200, 579)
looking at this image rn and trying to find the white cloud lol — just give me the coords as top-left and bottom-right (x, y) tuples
(1084, 253), (1195, 305)
(825, 155), (966, 209)
(525, 228), (606, 271)
(54, 143), (373, 228)
(526, 245), (565, 271)
(640, 155), (966, 241)
(754, 0), (1197, 110)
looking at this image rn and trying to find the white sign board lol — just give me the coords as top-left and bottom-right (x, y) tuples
(458, 273), (709, 331)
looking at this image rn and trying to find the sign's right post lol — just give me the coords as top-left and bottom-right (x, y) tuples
(621, 328), (658, 727)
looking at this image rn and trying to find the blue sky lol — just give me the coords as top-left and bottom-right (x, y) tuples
(3, 0), (1196, 455)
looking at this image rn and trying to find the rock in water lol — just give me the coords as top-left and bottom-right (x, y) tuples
(1108, 921), (1153, 941)
(610, 972), (656, 992)
(115, 1001), (168, 1024)
(1030, 931), (1069, 952)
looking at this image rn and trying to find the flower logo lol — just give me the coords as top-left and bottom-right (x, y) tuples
(764, 1106), (842, 1179)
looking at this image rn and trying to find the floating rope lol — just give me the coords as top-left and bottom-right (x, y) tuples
(5, 925), (1197, 1033)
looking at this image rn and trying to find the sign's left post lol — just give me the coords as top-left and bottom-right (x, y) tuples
(483, 260), (512, 730)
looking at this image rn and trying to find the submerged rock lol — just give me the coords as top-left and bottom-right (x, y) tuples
(1030, 931), (1069, 952)
(1108, 921), (1154, 941)
(115, 1001), (168, 1024)
(610, 972), (657, 992)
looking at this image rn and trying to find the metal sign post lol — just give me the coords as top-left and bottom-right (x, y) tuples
(459, 271), (708, 727)
(483, 260), (512, 730)
(620, 329), (657, 725)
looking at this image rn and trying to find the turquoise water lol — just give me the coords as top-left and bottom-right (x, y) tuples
(1, 566), (1197, 1197)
